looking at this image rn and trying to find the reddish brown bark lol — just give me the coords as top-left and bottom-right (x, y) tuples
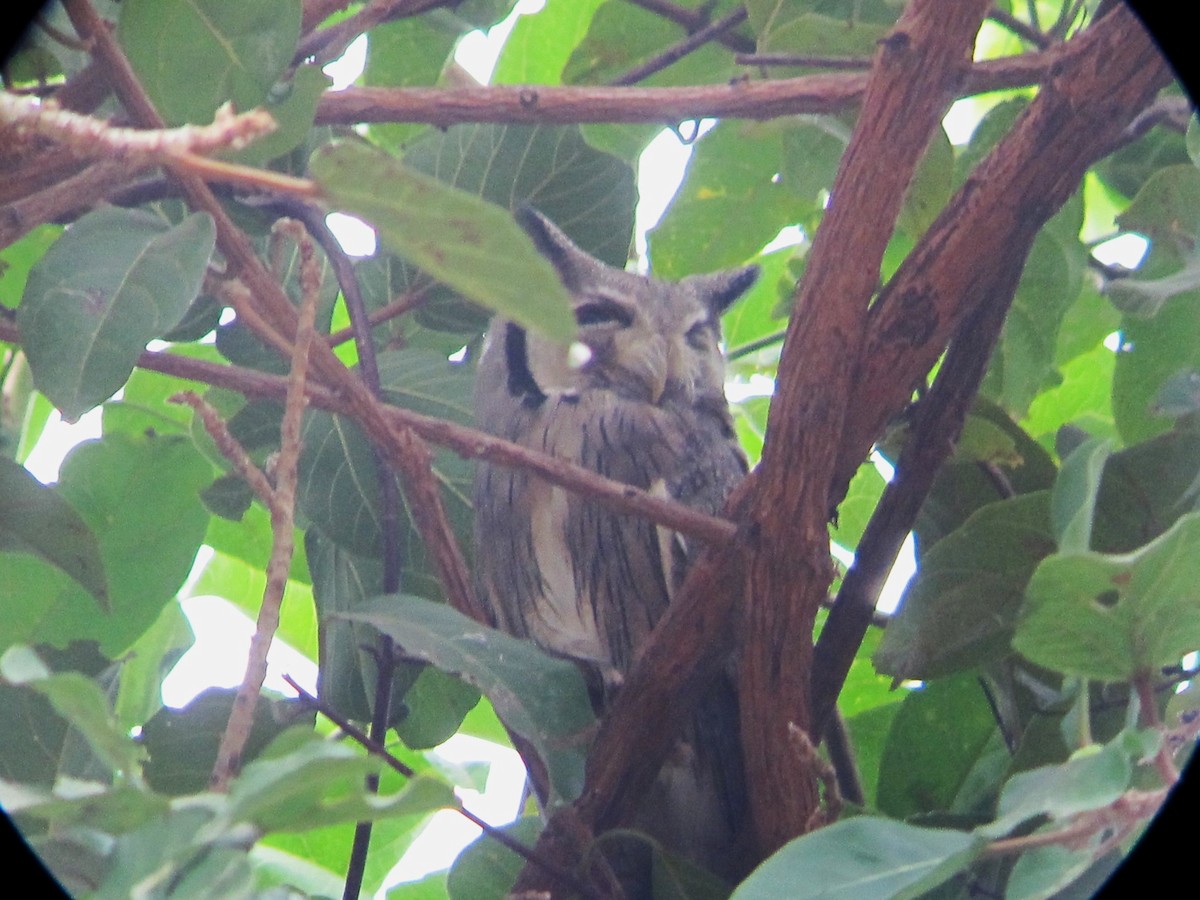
(835, 6), (1174, 500)
(738, 0), (992, 856)
(314, 47), (1070, 128)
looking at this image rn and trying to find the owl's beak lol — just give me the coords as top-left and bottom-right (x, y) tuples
(652, 339), (679, 405)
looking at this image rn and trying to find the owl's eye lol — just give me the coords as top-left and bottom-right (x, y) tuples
(574, 299), (633, 328)
(685, 320), (715, 349)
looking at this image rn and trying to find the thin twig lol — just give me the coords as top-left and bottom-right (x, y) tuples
(727, 328), (787, 361)
(204, 221), (320, 791)
(282, 675), (601, 900)
(811, 241), (1025, 740)
(734, 53), (872, 69)
(294, 0), (457, 66)
(171, 392), (275, 505)
(168, 152), (319, 198)
(326, 289), (427, 348)
(21, 327), (736, 546)
(982, 787), (1168, 859)
(609, 7), (749, 86)
(623, 0), (756, 54)
(987, 7), (1053, 49)
(271, 195), (411, 900)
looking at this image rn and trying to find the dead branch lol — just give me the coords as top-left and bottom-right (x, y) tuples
(200, 220), (319, 791)
(0, 94), (276, 158)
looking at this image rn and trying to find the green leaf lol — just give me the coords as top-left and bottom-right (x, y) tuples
(842, 701), (904, 810)
(0, 223), (60, 309)
(90, 802), (241, 900)
(915, 400), (1058, 551)
(979, 731), (1150, 839)
(0, 649), (143, 778)
(1095, 126), (1191, 200)
(117, 0), (302, 126)
(102, 343), (226, 439)
(649, 120), (801, 279)
(1153, 368), (1200, 417)
(875, 493), (1056, 681)
(16, 208), (216, 420)
(311, 141), (576, 342)
(875, 674), (1000, 820)
(1113, 289), (1200, 444)
(982, 195), (1087, 418)
(342, 595), (595, 803)
(829, 459), (887, 553)
(296, 349), (474, 579)
(897, 128), (954, 240)
(1054, 280), (1120, 367)
(1107, 255), (1200, 317)
(140, 688), (308, 795)
(493, 0), (605, 84)
(188, 549), (317, 661)
(0, 433), (211, 658)
(307, 531), (423, 725)
(447, 816), (542, 900)
(0, 778), (168, 833)
(731, 817), (982, 900)
(227, 729), (454, 832)
(779, 116), (851, 209)
(224, 64), (330, 167)
(258, 764), (436, 897)
(746, 3), (897, 58)
(1116, 163), (1200, 248)
(1014, 511), (1200, 681)
(722, 245), (796, 358)
(295, 412), (382, 555)
(832, 625), (897, 718)
(363, 14), (462, 151)
(562, 0), (740, 88)
(1102, 430), (1200, 540)
(731, 395), (772, 468)
(113, 600), (194, 731)
(0, 665), (68, 785)
(0, 457), (108, 609)
(1051, 437), (1112, 554)
(1005, 842), (1116, 900)
(402, 122), (636, 268)
(1023, 343), (1116, 445)
(393, 665), (482, 750)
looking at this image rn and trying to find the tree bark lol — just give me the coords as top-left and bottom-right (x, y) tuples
(737, 0), (992, 856)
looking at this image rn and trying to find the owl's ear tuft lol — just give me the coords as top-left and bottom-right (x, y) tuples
(516, 205), (602, 290)
(688, 265), (760, 315)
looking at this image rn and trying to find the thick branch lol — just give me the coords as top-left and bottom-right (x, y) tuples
(739, 0), (991, 856)
(810, 255), (1022, 740)
(833, 5), (1174, 502)
(314, 46), (1069, 127)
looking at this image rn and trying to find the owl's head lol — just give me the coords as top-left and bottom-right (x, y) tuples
(513, 207), (759, 410)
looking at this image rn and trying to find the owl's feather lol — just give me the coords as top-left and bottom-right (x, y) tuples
(473, 208), (758, 886)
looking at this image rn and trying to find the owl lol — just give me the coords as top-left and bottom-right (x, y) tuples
(472, 207), (758, 885)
